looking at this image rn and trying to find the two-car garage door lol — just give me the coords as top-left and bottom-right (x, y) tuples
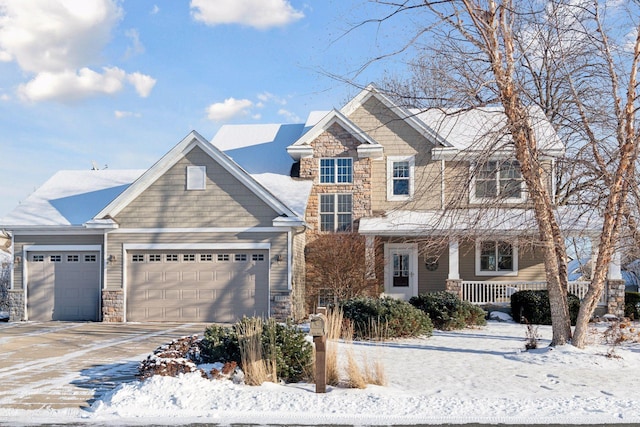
(126, 249), (269, 323)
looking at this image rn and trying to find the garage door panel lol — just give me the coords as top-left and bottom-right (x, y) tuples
(27, 251), (100, 321)
(127, 250), (268, 322)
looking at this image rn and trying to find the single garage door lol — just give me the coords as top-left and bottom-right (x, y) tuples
(126, 249), (269, 322)
(27, 251), (101, 321)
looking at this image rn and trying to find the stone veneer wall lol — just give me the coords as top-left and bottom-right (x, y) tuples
(300, 122), (372, 238)
(8, 289), (24, 321)
(271, 292), (292, 321)
(102, 290), (124, 322)
(607, 279), (625, 318)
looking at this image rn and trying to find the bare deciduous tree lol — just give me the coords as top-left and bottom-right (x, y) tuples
(348, 0), (640, 347)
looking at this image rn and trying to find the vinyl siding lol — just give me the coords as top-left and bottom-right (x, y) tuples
(347, 97), (442, 211)
(458, 241), (546, 281)
(114, 146), (279, 228)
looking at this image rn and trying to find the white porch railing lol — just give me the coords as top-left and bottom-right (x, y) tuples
(461, 281), (607, 306)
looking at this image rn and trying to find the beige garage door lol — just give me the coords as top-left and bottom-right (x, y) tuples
(126, 249), (269, 322)
(27, 251), (101, 321)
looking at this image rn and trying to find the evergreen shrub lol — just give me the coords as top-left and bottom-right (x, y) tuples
(625, 292), (640, 320)
(409, 291), (487, 330)
(510, 290), (580, 325)
(200, 317), (313, 383)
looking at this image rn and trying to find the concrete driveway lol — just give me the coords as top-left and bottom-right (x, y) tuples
(0, 321), (207, 411)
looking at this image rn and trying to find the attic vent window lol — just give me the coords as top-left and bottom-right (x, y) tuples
(186, 166), (206, 190)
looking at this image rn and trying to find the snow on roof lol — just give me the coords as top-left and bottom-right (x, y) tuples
(213, 123), (305, 175)
(211, 123), (314, 216)
(250, 173), (312, 218)
(0, 169), (145, 227)
(359, 206), (602, 236)
(415, 106), (564, 155)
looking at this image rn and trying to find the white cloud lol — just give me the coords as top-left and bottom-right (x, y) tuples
(206, 98), (253, 122)
(257, 91), (287, 105)
(127, 72), (156, 98)
(278, 108), (300, 123)
(0, 0), (122, 73)
(124, 29), (145, 58)
(114, 110), (141, 119)
(150, 5), (160, 15)
(190, 0), (304, 29)
(17, 67), (130, 102)
(0, 93), (9, 101)
(0, 0), (156, 102)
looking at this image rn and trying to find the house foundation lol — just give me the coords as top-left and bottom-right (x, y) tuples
(445, 279), (463, 299)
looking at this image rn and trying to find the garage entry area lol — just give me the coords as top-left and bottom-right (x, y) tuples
(26, 251), (101, 321)
(126, 249), (270, 323)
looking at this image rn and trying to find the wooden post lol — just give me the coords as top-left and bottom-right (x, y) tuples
(313, 335), (327, 393)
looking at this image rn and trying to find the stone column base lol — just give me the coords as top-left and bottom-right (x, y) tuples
(445, 279), (463, 299)
(8, 289), (24, 321)
(607, 279), (626, 318)
(102, 290), (124, 322)
(271, 292), (292, 321)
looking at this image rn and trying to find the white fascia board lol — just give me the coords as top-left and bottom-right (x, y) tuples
(272, 216), (305, 227)
(109, 226), (289, 234)
(84, 218), (119, 229)
(357, 144), (384, 160)
(286, 145), (314, 160)
(8, 226), (107, 235)
(287, 109), (378, 153)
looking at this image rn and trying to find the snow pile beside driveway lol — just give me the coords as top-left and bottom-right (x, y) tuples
(84, 320), (640, 426)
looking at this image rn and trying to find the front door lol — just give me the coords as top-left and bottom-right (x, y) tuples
(385, 244), (417, 300)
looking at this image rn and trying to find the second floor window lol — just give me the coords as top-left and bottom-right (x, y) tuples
(387, 156), (414, 201)
(473, 160), (524, 201)
(320, 193), (352, 232)
(320, 158), (352, 183)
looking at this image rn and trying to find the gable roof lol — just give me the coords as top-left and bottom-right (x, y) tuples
(0, 169), (145, 227)
(287, 109), (383, 160)
(341, 83), (451, 147)
(96, 131), (304, 225)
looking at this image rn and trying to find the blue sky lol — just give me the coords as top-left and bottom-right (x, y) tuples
(0, 0), (417, 217)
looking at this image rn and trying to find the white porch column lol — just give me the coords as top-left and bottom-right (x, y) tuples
(448, 238), (460, 280)
(608, 249), (622, 280)
(365, 235), (376, 280)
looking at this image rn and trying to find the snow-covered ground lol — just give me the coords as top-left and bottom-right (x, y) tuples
(2, 318), (640, 426)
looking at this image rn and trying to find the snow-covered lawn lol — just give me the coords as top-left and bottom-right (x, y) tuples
(3, 318), (640, 425)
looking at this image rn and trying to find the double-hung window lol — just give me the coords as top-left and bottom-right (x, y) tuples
(320, 158), (352, 184)
(387, 156), (414, 201)
(472, 160), (524, 202)
(320, 193), (352, 232)
(476, 240), (518, 276)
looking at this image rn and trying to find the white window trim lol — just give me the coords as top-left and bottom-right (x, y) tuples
(475, 239), (519, 276)
(319, 157), (353, 184)
(186, 165), (206, 190)
(319, 193), (353, 232)
(469, 161), (527, 204)
(387, 155), (415, 201)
